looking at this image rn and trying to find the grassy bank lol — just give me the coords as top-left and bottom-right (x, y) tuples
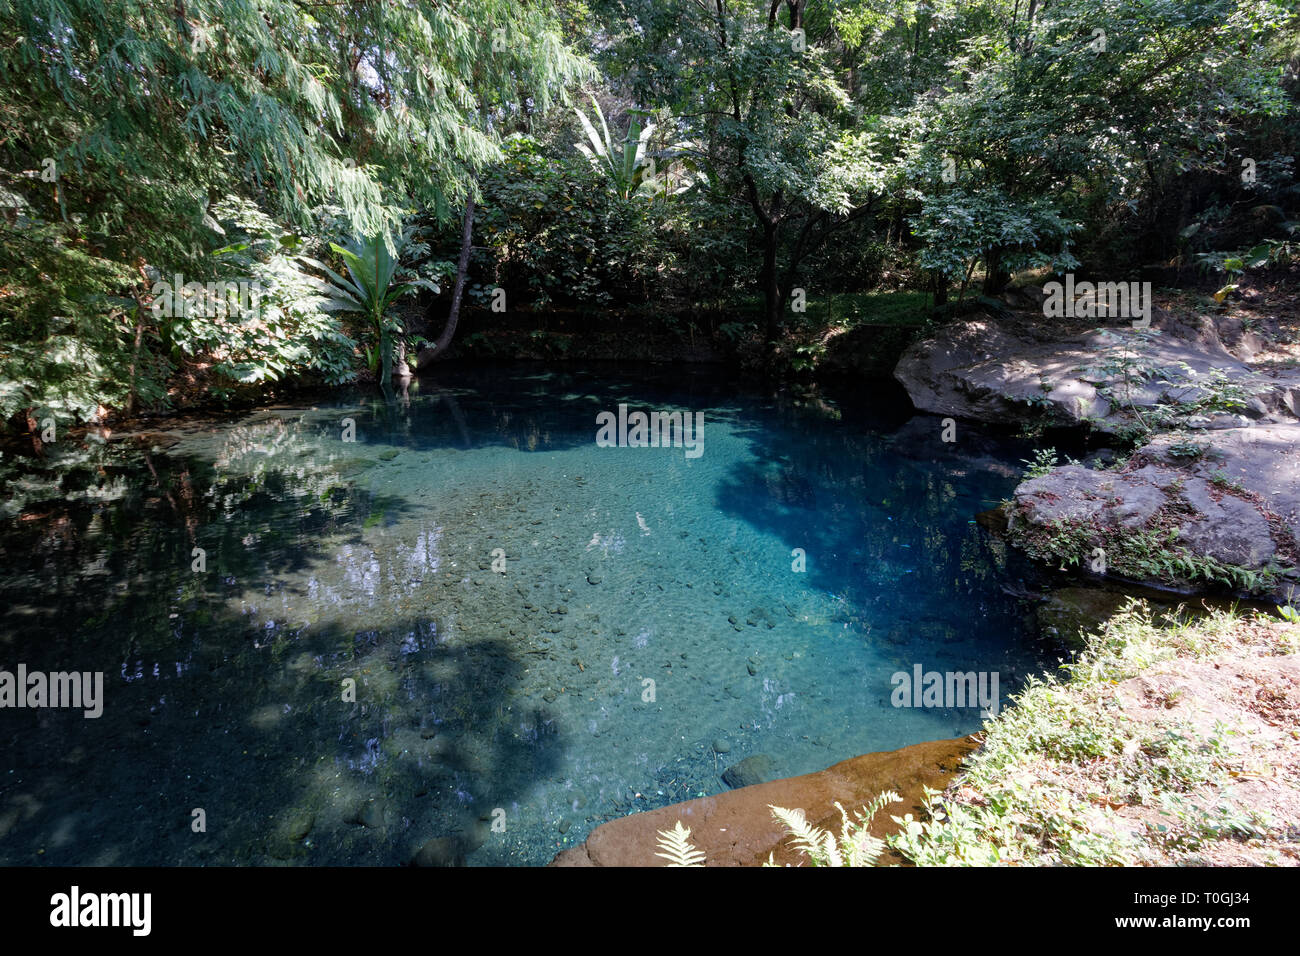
(889, 601), (1300, 865)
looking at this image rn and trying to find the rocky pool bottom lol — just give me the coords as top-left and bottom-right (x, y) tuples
(1, 365), (1108, 866)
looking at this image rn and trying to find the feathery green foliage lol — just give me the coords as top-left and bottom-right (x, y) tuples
(0, 0), (589, 426)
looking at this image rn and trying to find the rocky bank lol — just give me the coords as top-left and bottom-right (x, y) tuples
(895, 283), (1300, 601)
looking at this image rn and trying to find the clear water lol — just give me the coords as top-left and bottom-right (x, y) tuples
(0, 364), (1056, 865)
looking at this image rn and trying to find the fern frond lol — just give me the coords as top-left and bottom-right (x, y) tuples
(821, 828), (844, 867)
(861, 790), (904, 823)
(654, 820), (706, 867)
(770, 791), (905, 867)
(769, 805), (831, 864)
(839, 792), (903, 867)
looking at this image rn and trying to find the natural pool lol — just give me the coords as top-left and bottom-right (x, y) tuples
(0, 364), (1061, 865)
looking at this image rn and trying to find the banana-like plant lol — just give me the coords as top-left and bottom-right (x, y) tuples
(302, 227), (437, 386)
(573, 94), (657, 200)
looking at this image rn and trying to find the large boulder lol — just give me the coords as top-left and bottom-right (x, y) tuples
(1007, 424), (1300, 595)
(894, 311), (1300, 434)
(720, 754), (778, 790)
(550, 736), (979, 867)
(898, 296), (1300, 598)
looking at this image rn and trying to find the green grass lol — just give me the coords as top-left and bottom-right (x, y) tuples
(888, 601), (1299, 865)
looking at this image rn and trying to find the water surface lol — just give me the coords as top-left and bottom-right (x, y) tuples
(0, 365), (1057, 865)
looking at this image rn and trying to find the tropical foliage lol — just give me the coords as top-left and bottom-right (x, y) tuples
(574, 95), (658, 200)
(0, 0), (586, 429)
(765, 791), (902, 867)
(1, 0), (1296, 431)
(654, 821), (707, 867)
(305, 227), (438, 385)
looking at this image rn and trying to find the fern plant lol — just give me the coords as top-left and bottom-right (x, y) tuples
(765, 791), (902, 867)
(655, 821), (706, 867)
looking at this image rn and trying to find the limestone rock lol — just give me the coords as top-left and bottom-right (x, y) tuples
(894, 312), (1294, 434)
(1009, 424), (1300, 591)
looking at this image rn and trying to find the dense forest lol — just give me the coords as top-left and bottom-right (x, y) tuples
(1, 0), (1295, 437)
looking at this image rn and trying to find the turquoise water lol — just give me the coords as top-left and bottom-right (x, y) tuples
(0, 365), (1057, 865)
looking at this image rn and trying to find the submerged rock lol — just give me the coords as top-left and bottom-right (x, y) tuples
(267, 809), (316, 859)
(283, 810), (315, 841)
(330, 458), (377, 476)
(1037, 587), (1131, 650)
(345, 798), (387, 829)
(410, 836), (465, 867)
(721, 754), (777, 789)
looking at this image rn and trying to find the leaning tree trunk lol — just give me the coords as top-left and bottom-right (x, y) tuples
(417, 196), (475, 371)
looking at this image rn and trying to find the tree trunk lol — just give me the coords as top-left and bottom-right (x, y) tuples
(127, 280), (149, 416)
(931, 271), (949, 307)
(24, 408), (45, 457)
(394, 336), (410, 378)
(380, 328), (393, 384)
(982, 247), (1010, 297)
(761, 223), (781, 357)
(417, 195), (475, 371)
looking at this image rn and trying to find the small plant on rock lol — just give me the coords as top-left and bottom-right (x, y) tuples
(1022, 447), (1059, 480)
(654, 821), (706, 867)
(764, 791), (902, 867)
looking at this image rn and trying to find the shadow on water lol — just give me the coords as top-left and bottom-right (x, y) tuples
(0, 362), (1064, 866)
(372, 363), (757, 455)
(0, 434), (560, 866)
(713, 403), (1042, 598)
(709, 390), (1061, 698)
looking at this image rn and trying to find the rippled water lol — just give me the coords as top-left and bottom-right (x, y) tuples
(0, 364), (1058, 865)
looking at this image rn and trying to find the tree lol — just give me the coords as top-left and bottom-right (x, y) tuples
(0, 0), (588, 425)
(593, 0), (885, 357)
(896, 0), (1294, 296)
